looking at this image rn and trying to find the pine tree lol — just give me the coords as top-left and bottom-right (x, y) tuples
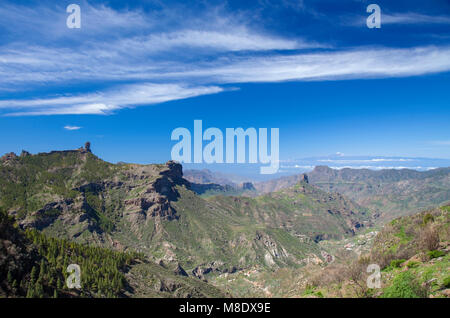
(7, 270), (13, 285)
(57, 277), (62, 290)
(35, 281), (44, 298)
(12, 279), (18, 290)
(26, 283), (35, 298)
(39, 259), (47, 280)
(30, 266), (37, 283)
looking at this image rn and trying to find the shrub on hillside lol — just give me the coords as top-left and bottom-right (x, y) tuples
(422, 213), (434, 226)
(346, 256), (372, 297)
(406, 261), (420, 269)
(390, 259), (406, 269)
(309, 264), (347, 287)
(427, 250), (445, 259)
(443, 276), (450, 288)
(382, 271), (427, 298)
(418, 224), (440, 252)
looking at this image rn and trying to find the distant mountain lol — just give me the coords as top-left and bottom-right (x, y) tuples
(254, 174), (311, 194)
(182, 155), (450, 181)
(308, 166), (450, 222)
(256, 165), (450, 222)
(184, 169), (259, 197)
(212, 174), (371, 242)
(183, 169), (237, 187)
(280, 155), (450, 173)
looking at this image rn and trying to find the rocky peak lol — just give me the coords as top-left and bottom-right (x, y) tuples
(1, 152), (17, 162)
(84, 142), (91, 153)
(299, 173), (309, 184)
(160, 160), (190, 189)
(242, 182), (256, 191)
(164, 160), (183, 178)
(20, 150), (31, 157)
(77, 142), (92, 154)
(123, 161), (191, 224)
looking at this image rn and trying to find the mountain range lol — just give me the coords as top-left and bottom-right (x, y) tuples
(0, 145), (448, 298)
(185, 165), (450, 222)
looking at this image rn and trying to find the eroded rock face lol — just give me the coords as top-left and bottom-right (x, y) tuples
(20, 199), (76, 230)
(125, 195), (178, 221)
(191, 261), (238, 280)
(124, 161), (190, 223)
(173, 263), (189, 277)
(255, 231), (289, 267)
(16, 158), (192, 244)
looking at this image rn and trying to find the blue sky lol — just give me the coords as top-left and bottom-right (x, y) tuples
(0, 0), (450, 177)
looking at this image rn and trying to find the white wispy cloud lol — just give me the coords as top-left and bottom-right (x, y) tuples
(177, 46), (450, 83)
(0, 83), (223, 116)
(344, 12), (450, 27)
(0, 2), (153, 42)
(317, 158), (414, 164)
(2, 45), (450, 85)
(280, 164), (439, 171)
(328, 166), (436, 171)
(382, 13), (450, 25)
(64, 125), (82, 131)
(117, 29), (313, 53)
(1, 45), (450, 115)
(1, 3), (450, 115)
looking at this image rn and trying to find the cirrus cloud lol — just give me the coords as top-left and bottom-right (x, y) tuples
(0, 2), (450, 116)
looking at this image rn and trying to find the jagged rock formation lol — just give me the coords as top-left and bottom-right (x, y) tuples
(242, 182), (256, 191)
(84, 142), (91, 153)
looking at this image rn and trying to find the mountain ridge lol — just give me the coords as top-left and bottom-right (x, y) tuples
(0, 146), (368, 276)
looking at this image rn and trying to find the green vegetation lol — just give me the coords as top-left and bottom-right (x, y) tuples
(2, 148), (449, 298)
(443, 276), (450, 288)
(422, 213), (434, 225)
(0, 151), (115, 218)
(2, 207), (225, 298)
(1, 207), (140, 298)
(24, 229), (141, 297)
(307, 166), (450, 223)
(427, 250), (445, 259)
(382, 271), (427, 298)
(385, 259), (406, 271)
(302, 285), (324, 298)
(406, 261), (420, 269)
